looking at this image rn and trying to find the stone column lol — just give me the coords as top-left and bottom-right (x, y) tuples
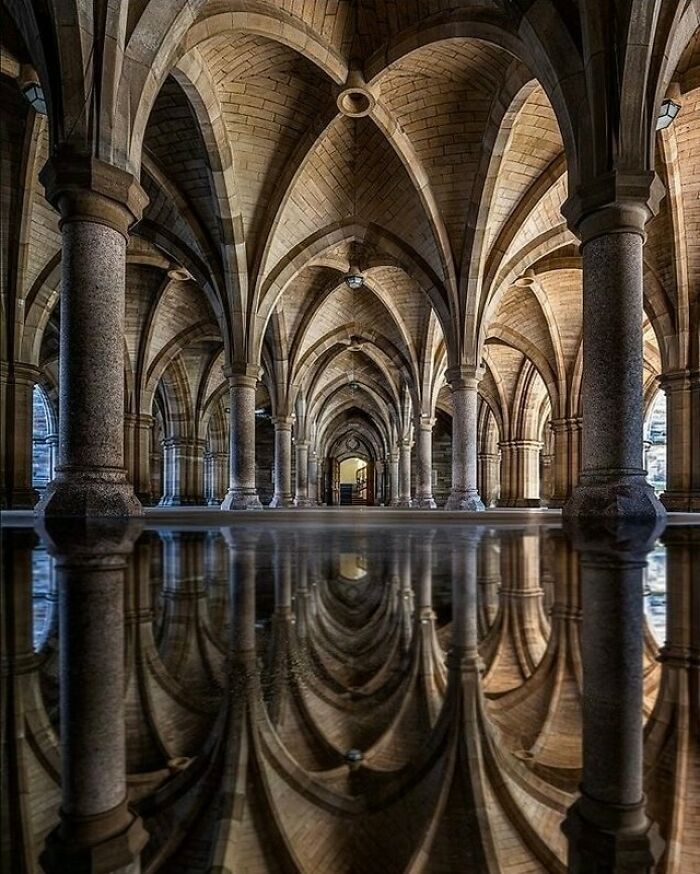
(660, 370), (700, 511)
(387, 451), (399, 506)
(374, 459), (385, 505)
(159, 437), (205, 505)
(562, 197), (665, 521)
(208, 451), (228, 505)
(269, 417), (293, 507)
(35, 157), (147, 517)
(562, 517), (663, 874)
(37, 519), (147, 873)
(124, 413), (154, 505)
(0, 361), (40, 508)
(498, 441), (516, 506)
(414, 416), (437, 508)
(511, 439), (542, 506)
(294, 440), (312, 507)
(549, 416), (582, 508)
(477, 451), (499, 508)
(445, 367), (485, 510)
(221, 369), (261, 509)
(308, 450), (319, 506)
(398, 438), (412, 507)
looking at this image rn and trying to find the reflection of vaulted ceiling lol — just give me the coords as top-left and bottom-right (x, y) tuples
(9, 527), (696, 873)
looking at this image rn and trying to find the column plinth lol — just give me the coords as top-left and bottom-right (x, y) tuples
(221, 369), (262, 509)
(35, 155), (147, 517)
(445, 367), (485, 511)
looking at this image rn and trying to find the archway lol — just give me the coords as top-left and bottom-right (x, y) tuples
(644, 390), (667, 495)
(338, 456), (370, 505)
(32, 384), (56, 490)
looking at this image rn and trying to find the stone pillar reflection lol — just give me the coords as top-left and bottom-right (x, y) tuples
(37, 519), (147, 873)
(36, 158), (147, 517)
(562, 198), (665, 521)
(294, 440), (312, 507)
(450, 530), (483, 662)
(269, 417), (293, 508)
(445, 367), (485, 511)
(221, 370), (261, 509)
(0, 362), (40, 508)
(562, 517), (664, 873)
(549, 417), (582, 508)
(398, 439), (412, 507)
(414, 416), (437, 508)
(387, 451), (399, 506)
(223, 529), (258, 659)
(660, 370), (700, 511)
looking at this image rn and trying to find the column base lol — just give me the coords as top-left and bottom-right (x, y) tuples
(513, 498), (542, 508)
(208, 497), (224, 506)
(396, 499), (412, 508)
(547, 495), (568, 509)
(660, 490), (700, 512)
(563, 476), (666, 521)
(562, 797), (660, 874)
(40, 803), (148, 874)
(414, 496), (437, 509)
(294, 497), (315, 508)
(269, 494), (294, 508)
(445, 490), (485, 511)
(221, 488), (262, 510)
(35, 469), (143, 518)
(158, 497), (203, 507)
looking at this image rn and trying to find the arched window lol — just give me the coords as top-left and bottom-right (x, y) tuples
(644, 391), (666, 494)
(32, 385), (55, 488)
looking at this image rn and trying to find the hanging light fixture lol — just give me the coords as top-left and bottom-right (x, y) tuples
(19, 67), (47, 115)
(345, 272), (364, 290)
(656, 97), (681, 131)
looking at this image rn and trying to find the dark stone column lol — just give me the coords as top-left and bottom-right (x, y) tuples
(221, 370), (262, 510)
(562, 517), (665, 873)
(269, 417), (293, 507)
(35, 156), (147, 517)
(562, 192), (665, 521)
(445, 367), (485, 511)
(36, 519), (147, 873)
(414, 416), (437, 508)
(294, 440), (312, 507)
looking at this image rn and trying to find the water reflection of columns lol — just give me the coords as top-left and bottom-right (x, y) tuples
(450, 530), (483, 666)
(562, 519), (664, 874)
(223, 530), (258, 662)
(37, 520), (147, 873)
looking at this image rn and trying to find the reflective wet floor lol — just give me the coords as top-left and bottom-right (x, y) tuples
(2, 519), (698, 873)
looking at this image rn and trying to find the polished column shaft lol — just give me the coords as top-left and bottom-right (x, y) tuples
(294, 440), (312, 507)
(221, 371), (261, 509)
(269, 417), (293, 507)
(414, 417), (436, 508)
(445, 367), (484, 511)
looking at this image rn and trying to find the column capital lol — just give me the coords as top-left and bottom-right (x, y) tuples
(550, 415), (583, 432)
(295, 439), (310, 450)
(445, 365), (484, 391)
(223, 364), (258, 388)
(39, 151), (148, 239)
(271, 416), (294, 430)
(415, 414), (436, 431)
(561, 170), (664, 245)
(658, 368), (700, 392)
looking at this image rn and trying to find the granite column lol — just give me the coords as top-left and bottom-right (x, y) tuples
(445, 367), (485, 511)
(221, 369), (261, 509)
(269, 417), (293, 508)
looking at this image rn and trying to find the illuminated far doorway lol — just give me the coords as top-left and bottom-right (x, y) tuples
(338, 457), (369, 505)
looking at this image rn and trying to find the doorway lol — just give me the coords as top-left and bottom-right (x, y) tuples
(339, 457), (368, 505)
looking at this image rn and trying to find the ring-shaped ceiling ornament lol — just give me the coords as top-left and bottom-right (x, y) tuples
(336, 68), (377, 117)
